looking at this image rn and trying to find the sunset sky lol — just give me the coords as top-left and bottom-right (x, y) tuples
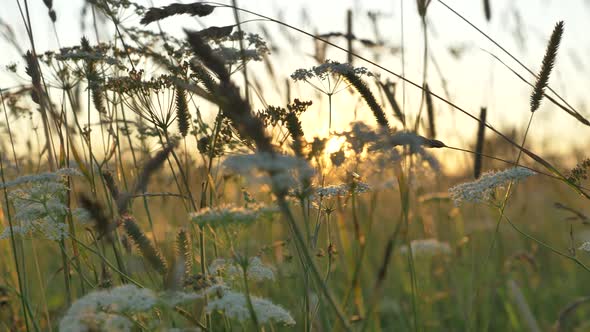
(2, 0), (590, 163)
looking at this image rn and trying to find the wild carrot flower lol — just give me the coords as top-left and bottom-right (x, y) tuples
(0, 168), (81, 240)
(314, 182), (371, 199)
(223, 153), (314, 192)
(209, 257), (275, 282)
(399, 239), (451, 257)
(206, 290), (295, 326)
(59, 284), (158, 332)
(579, 241), (590, 252)
(291, 60), (371, 82)
(291, 60), (372, 130)
(448, 167), (536, 206)
(59, 284), (214, 331)
(189, 204), (277, 227)
(338, 122), (443, 170)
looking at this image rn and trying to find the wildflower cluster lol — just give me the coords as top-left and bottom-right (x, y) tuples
(337, 122), (443, 170)
(579, 241), (590, 252)
(206, 290), (295, 326)
(189, 204), (278, 227)
(198, 255), (295, 326)
(0, 168), (81, 241)
(223, 152), (315, 192)
(291, 59), (372, 82)
(399, 239), (452, 257)
(209, 256), (275, 282)
(314, 181), (371, 199)
(448, 167), (536, 206)
(59, 284), (213, 331)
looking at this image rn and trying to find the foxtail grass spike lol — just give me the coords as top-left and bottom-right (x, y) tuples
(530, 21), (564, 113)
(285, 112), (305, 158)
(175, 87), (191, 137)
(102, 170), (120, 201)
(342, 71), (389, 128)
(474, 107), (487, 179)
(185, 30), (274, 153)
(123, 217), (167, 275)
(24, 51), (41, 104)
(190, 62), (217, 94)
(135, 142), (177, 194)
(194, 25), (234, 40)
(425, 83), (436, 139)
(79, 194), (113, 242)
(81, 37), (106, 115)
(483, 0), (491, 22)
(141, 3), (215, 25)
(176, 229), (192, 277)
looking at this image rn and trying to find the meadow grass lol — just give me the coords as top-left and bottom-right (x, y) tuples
(1, 0), (590, 331)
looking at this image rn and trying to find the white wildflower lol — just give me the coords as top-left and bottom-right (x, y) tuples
(60, 284), (216, 332)
(291, 59), (371, 82)
(206, 290), (295, 326)
(314, 182), (371, 199)
(448, 167), (536, 206)
(190, 204), (277, 227)
(59, 285), (157, 332)
(399, 239), (451, 257)
(0, 169), (80, 241)
(223, 152), (314, 192)
(207, 31), (269, 66)
(209, 257), (275, 282)
(0, 168), (81, 189)
(579, 241), (590, 252)
(337, 122), (442, 171)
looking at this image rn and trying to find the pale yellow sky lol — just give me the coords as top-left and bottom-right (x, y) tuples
(2, 0), (590, 171)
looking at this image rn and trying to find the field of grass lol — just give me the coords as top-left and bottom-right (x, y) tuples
(1, 0), (590, 331)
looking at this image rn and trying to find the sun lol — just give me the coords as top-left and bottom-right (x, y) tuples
(325, 136), (346, 154)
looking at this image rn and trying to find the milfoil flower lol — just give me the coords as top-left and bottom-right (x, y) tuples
(59, 284), (215, 331)
(314, 182), (371, 199)
(0, 168), (81, 240)
(399, 239), (452, 257)
(189, 204), (278, 227)
(579, 241), (590, 252)
(223, 152), (314, 192)
(209, 256), (275, 282)
(206, 290), (295, 326)
(448, 167), (536, 206)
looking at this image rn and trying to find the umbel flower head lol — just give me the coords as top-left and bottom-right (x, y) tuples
(209, 256), (275, 282)
(448, 167), (536, 206)
(291, 59), (372, 82)
(223, 152), (315, 193)
(59, 284), (216, 331)
(189, 204), (278, 227)
(399, 239), (452, 257)
(313, 182), (371, 199)
(206, 289), (295, 326)
(0, 168), (81, 241)
(579, 241), (590, 252)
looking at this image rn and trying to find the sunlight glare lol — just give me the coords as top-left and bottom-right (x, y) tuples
(325, 136), (346, 154)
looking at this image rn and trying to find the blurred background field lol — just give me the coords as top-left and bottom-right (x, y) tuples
(1, 0), (590, 331)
